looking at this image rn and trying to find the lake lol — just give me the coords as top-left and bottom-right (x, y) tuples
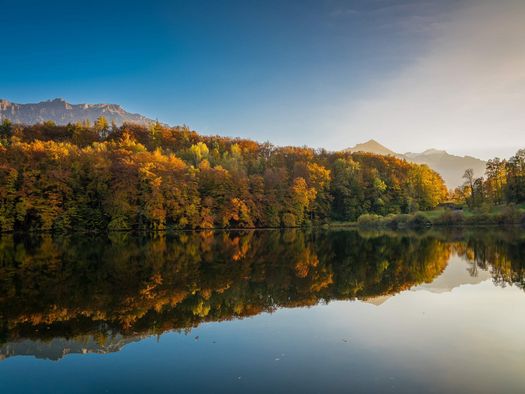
(1, 228), (525, 393)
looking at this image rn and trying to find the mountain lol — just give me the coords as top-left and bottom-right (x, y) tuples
(0, 99), (486, 189)
(0, 333), (145, 361)
(345, 139), (399, 157)
(404, 149), (486, 189)
(0, 98), (157, 126)
(345, 140), (486, 189)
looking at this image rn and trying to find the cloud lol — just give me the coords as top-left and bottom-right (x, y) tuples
(331, 0), (448, 34)
(337, 0), (525, 159)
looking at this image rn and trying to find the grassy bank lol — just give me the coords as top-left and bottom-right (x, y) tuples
(354, 204), (525, 229)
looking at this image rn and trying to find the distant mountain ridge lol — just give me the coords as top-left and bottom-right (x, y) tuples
(0, 333), (145, 361)
(1, 99), (486, 188)
(346, 139), (486, 189)
(0, 98), (157, 126)
(346, 139), (398, 157)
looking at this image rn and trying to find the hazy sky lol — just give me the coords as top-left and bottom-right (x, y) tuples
(1, 0), (523, 159)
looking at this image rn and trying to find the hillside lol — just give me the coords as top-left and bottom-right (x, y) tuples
(0, 98), (157, 126)
(0, 98), (487, 190)
(346, 140), (486, 189)
(0, 122), (448, 232)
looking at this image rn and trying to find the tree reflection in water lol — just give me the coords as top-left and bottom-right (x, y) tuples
(1, 228), (524, 359)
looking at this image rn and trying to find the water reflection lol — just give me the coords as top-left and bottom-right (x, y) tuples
(1, 228), (524, 361)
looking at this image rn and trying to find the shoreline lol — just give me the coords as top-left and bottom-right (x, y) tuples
(1, 218), (524, 235)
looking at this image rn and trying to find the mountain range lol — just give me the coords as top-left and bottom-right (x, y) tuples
(0, 333), (145, 361)
(346, 139), (486, 189)
(1, 99), (485, 189)
(0, 98), (157, 126)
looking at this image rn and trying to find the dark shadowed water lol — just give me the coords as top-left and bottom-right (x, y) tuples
(1, 228), (525, 393)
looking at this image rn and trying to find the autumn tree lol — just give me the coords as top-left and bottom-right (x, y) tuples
(0, 122), (451, 232)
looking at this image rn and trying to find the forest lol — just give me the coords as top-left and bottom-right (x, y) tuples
(0, 118), (448, 232)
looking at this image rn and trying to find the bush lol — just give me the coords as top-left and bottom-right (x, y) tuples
(282, 213), (297, 227)
(434, 211), (464, 226)
(500, 204), (520, 224)
(465, 213), (493, 225)
(357, 214), (384, 228)
(409, 213), (432, 228)
(387, 214), (410, 229)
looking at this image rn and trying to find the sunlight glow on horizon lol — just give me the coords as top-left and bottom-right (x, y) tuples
(1, 0), (524, 159)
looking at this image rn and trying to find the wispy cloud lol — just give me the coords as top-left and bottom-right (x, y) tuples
(331, 0), (449, 33)
(330, 0), (525, 159)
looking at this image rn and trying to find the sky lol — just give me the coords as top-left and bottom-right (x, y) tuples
(0, 0), (523, 159)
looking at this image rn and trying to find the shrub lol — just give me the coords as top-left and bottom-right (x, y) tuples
(500, 204), (520, 225)
(384, 214), (406, 229)
(434, 211), (464, 226)
(409, 213), (432, 228)
(465, 213), (493, 225)
(357, 214), (384, 228)
(282, 213), (297, 227)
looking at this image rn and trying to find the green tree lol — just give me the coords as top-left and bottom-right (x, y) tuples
(0, 118), (12, 139)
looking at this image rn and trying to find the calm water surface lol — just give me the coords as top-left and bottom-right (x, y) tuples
(1, 229), (525, 393)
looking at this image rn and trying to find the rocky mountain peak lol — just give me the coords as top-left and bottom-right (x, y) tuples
(0, 98), (158, 126)
(346, 139), (398, 156)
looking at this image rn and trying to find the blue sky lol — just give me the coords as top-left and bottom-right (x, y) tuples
(1, 0), (524, 158)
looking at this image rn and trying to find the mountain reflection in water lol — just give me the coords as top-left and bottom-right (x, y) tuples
(1, 228), (524, 361)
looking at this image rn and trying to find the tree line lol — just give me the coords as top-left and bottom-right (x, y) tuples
(459, 149), (525, 208)
(0, 118), (447, 232)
